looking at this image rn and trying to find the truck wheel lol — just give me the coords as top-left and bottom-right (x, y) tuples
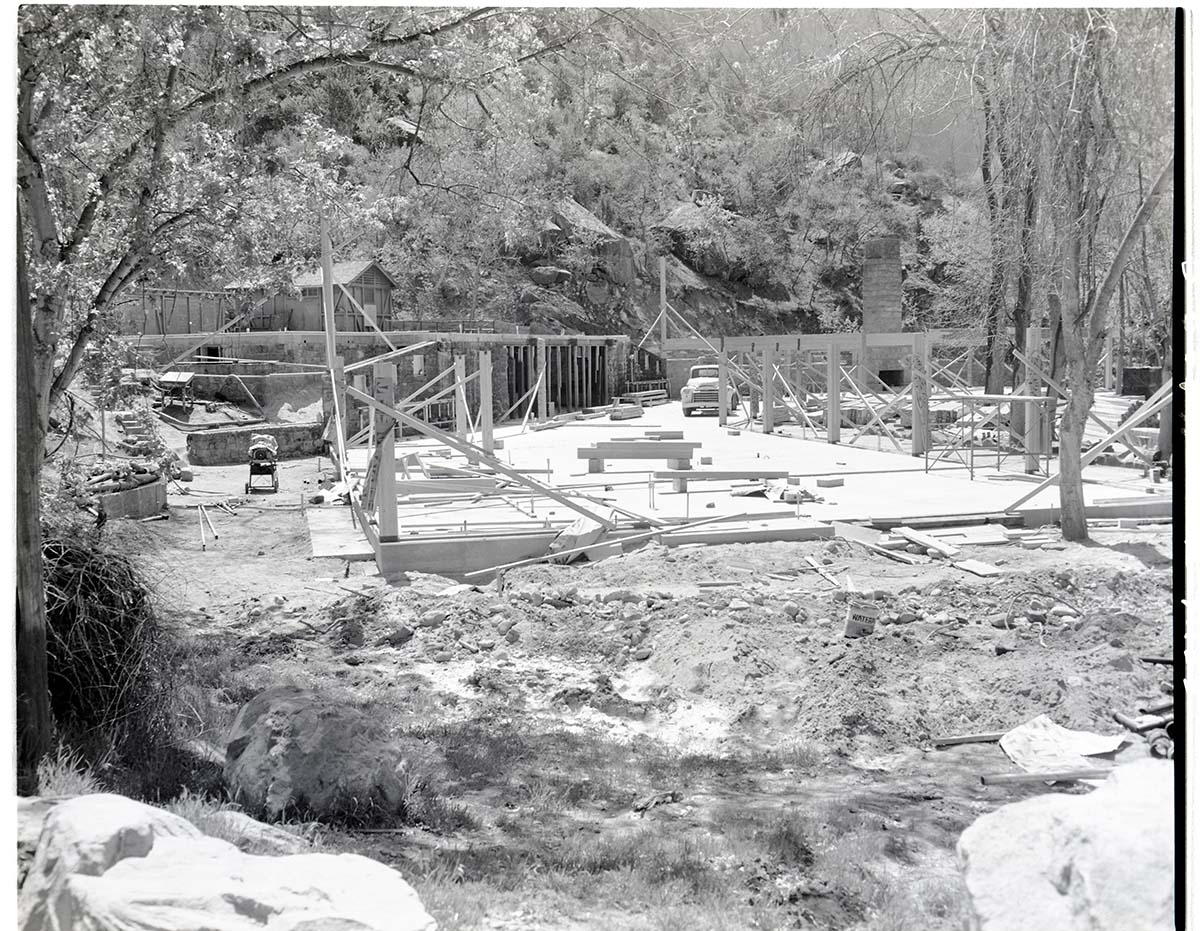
(682, 407), (693, 417)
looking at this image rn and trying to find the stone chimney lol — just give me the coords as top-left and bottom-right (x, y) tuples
(861, 237), (902, 333)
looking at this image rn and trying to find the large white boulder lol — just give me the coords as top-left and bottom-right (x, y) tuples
(19, 793), (203, 930)
(958, 759), (1174, 931)
(19, 793), (436, 931)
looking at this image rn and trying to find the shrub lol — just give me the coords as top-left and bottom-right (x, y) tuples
(39, 508), (218, 800)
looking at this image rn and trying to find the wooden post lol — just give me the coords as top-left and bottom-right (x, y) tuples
(373, 361), (398, 542)
(568, 344), (577, 410)
(333, 357), (348, 446)
(454, 354), (469, 439)
(826, 342), (841, 444)
(1103, 333), (1114, 391)
(1024, 326), (1043, 472)
(718, 351), (729, 425)
(761, 342), (775, 433)
(791, 352), (806, 407)
(536, 339), (548, 422)
(910, 333), (930, 457)
(584, 346), (593, 408)
(479, 349), (494, 454)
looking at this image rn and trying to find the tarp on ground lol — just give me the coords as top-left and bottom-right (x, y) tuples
(1000, 714), (1127, 773)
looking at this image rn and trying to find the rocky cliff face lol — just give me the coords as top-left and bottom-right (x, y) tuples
(404, 150), (959, 345)
(488, 153), (955, 343)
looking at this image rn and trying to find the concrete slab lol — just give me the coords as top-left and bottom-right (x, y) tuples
(309, 400), (1170, 569)
(304, 506), (374, 560)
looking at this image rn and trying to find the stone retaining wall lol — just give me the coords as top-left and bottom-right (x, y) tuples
(186, 422), (325, 466)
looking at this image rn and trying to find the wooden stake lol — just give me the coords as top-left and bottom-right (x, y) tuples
(199, 503), (219, 541)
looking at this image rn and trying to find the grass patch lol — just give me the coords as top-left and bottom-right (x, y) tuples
(36, 743), (103, 796)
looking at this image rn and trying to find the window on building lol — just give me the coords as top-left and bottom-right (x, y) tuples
(412, 354), (425, 377)
(199, 346), (223, 360)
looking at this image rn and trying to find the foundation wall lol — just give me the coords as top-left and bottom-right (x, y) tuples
(132, 331), (629, 418)
(186, 422), (325, 466)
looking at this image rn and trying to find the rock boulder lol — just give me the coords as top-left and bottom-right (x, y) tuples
(224, 685), (407, 823)
(19, 794), (435, 931)
(958, 759), (1174, 931)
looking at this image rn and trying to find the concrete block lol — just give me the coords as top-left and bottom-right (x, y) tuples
(816, 477), (844, 488)
(99, 479), (167, 520)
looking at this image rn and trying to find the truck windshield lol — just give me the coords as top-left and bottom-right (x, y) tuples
(691, 367), (719, 378)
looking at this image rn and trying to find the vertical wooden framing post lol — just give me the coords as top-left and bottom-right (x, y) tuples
(910, 333), (930, 457)
(1024, 326), (1043, 473)
(761, 342), (775, 434)
(569, 344), (578, 410)
(373, 361), (398, 542)
(536, 338), (548, 422)
(584, 346), (593, 408)
(1103, 333), (1115, 391)
(454, 354), (469, 439)
(717, 351), (729, 426)
(478, 349), (494, 454)
(826, 342), (841, 444)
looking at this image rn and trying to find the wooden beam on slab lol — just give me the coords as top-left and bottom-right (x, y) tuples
(345, 385), (616, 529)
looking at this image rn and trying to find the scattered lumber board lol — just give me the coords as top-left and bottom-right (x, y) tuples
(932, 731), (1006, 748)
(863, 542), (925, 565)
(804, 555), (840, 586)
(952, 559), (1004, 578)
(892, 526), (961, 557)
(979, 768), (1112, 786)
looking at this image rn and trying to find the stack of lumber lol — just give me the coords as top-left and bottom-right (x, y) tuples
(619, 389), (670, 407)
(578, 439), (702, 473)
(79, 460), (163, 497)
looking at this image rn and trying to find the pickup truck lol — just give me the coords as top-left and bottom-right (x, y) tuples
(681, 364), (740, 416)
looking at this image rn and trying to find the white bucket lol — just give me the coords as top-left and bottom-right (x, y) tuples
(844, 600), (879, 638)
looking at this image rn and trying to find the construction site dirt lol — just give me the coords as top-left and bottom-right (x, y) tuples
(123, 471), (1173, 931)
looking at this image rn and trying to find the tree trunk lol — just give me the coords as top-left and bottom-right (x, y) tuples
(1055, 158), (1173, 541)
(1116, 274), (1127, 395)
(1008, 165), (1038, 446)
(16, 208), (52, 792)
(1156, 343), (1172, 461)
(1057, 368), (1093, 541)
